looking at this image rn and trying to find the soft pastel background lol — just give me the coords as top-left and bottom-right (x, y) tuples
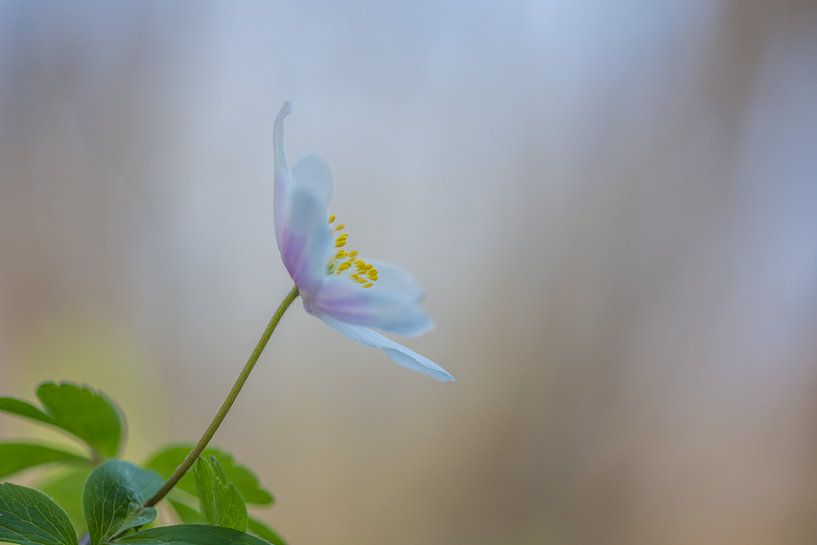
(2, 2), (817, 544)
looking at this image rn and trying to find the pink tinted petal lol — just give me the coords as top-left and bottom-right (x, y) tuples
(280, 188), (333, 296)
(307, 276), (433, 336)
(318, 314), (454, 382)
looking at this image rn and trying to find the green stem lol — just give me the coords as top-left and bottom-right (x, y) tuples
(144, 285), (300, 507)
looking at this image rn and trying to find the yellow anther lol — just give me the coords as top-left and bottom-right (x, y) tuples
(323, 219), (383, 290)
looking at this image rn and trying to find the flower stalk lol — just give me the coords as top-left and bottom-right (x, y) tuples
(144, 285), (300, 507)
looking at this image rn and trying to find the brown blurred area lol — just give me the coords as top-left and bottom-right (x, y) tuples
(2, 2), (817, 544)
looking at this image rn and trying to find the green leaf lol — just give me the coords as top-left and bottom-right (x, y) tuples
(168, 498), (204, 524)
(247, 517), (287, 545)
(115, 525), (271, 545)
(144, 445), (273, 505)
(0, 382), (126, 459)
(37, 382), (125, 459)
(0, 442), (90, 479)
(0, 397), (54, 425)
(39, 467), (93, 536)
(0, 482), (77, 545)
(194, 456), (248, 532)
(164, 497), (286, 545)
(83, 460), (163, 545)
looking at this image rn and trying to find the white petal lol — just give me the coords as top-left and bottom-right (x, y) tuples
(291, 154), (334, 212)
(318, 314), (454, 382)
(309, 276), (433, 336)
(279, 188), (333, 296)
(364, 260), (425, 302)
(273, 101), (294, 248)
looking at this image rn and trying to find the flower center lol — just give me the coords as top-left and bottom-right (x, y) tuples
(326, 214), (378, 288)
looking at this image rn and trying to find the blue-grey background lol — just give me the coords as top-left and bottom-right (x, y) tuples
(1, 2), (817, 544)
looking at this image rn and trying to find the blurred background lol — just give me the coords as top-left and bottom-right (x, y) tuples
(1, 1), (817, 544)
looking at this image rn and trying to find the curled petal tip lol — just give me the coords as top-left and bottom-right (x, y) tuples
(274, 102), (293, 139)
(274, 101), (294, 170)
(279, 101), (293, 118)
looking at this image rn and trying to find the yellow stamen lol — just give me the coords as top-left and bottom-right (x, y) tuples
(324, 216), (384, 289)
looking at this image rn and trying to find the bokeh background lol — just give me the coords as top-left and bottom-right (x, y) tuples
(2, 1), (817, 544)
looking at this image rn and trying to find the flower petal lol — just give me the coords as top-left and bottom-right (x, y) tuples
(291, 154), (334, 212)
(279, 188), (333, 295)
(273, 101), (294, 246)
(318, 315), (454, 382)
(364, 260), (425, 302)
(307, 275), (433, 336)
